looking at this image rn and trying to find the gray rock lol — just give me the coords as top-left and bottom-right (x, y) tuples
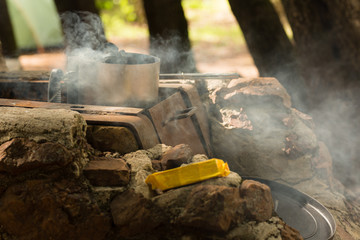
(130, 169), (154, 199)
(210, 88), (317, 183)
(146, 144), (172, 160)
(201, 171), (242, 188)
(227, 217), (302, 240)
(123, 149), (154, 198)
(210, 77), (360, 240)
(86, 126), (139, 154)
(123, 150), (153, 172)
(190, 154), (208, 163)
(279, 154), (314, 184)
(213, 77), (291, 111)
(160, 144), (193, 170)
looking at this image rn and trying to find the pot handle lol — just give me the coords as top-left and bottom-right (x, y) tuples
(48, 69), (63, 103)
(162, 107), (197, 126)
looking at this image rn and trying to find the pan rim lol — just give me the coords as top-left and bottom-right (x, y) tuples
(243, 177), (336, 240)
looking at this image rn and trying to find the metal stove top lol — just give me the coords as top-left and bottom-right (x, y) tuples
(0, 71), (213, 156)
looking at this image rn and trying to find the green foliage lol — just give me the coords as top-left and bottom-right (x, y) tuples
(182, 0), (204, 10)
(95, 0), (141, 23)
(96, 0), (114, 10)
(183, 0), (245, 45)
(97, 0), (246, 47)
(96, 0), (146, 38)
(190, 24), (244, 46)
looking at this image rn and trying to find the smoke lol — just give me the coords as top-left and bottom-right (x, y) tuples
(274, 61), (360, 196)
(275, 70), (360, 195)
(149, 33), (197, 73)
(58, 10), (359, 195)
(61, 11), (107, 54)
(59, 11), (160, 108)
(61, 11), (132, 65)
(309, 88), (360, 192)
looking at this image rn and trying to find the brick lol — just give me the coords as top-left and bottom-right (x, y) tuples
(84, 157), (130, 186)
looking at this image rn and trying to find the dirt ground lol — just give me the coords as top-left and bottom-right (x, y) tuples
(10, 37), (257, 79)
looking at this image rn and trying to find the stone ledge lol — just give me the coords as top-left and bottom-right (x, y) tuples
(0, 107), (87, 149)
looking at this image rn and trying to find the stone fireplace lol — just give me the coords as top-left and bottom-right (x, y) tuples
(0, 71), (359, 239)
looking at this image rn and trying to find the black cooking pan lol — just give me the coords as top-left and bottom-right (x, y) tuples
(244, 177), (336, 240)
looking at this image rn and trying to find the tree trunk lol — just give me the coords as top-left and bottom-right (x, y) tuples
(142, 0), (197, 73)
(0, 0), (17, 56)
(282, 0), (360, 105)
(228, 0), (308, 111)
(282, 0), (360, 189)
(0, 41), (8, 71)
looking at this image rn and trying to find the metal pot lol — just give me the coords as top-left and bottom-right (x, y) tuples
(68, 52), (160, 107)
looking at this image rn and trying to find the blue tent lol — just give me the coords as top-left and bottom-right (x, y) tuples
(6, 0), (63, 50)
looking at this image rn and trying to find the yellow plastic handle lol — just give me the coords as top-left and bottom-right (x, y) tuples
(145, 158), (230, 191)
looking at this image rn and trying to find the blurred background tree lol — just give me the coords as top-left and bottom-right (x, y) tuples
(96, 0), (197, 73)
(0, 0), (18, 56)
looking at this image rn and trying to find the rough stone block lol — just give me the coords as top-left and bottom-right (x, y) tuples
(146, 144), (172, 160)
(240, 180), (274, 222)
(86, 126), (139, 154)
(151, 159), (162, 171)
(213, 77), (292, 110)
(160, 144), (193, 170)
(0, 138), (73, 174)
(84, 157), (130, 187)
(177, 184), (243, 232)
(110, 189), (164, 237)
(0, 107), (87, 149)
(123, 150), (153, 172)
(0, 179), (110, 239)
